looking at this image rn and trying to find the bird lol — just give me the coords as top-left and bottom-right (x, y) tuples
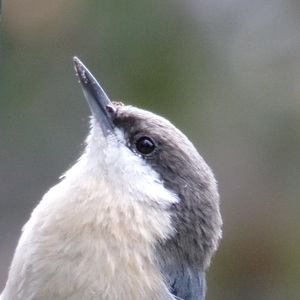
(1, 57), (222, 300)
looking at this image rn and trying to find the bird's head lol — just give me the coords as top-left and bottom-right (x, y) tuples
(73, 57), (222, 270)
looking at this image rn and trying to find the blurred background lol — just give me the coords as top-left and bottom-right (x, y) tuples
(1, 0), (300, 299)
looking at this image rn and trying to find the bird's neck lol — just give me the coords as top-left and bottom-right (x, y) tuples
(7, 166), (175, 299)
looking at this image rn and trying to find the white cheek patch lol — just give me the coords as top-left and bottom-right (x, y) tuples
(84, 119), (179, 209)
(110, 143), (179, 208)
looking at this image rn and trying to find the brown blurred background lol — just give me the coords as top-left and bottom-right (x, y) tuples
(1, 1), (300, 299)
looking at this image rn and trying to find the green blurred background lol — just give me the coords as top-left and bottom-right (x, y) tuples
(1, 1), (300, 299)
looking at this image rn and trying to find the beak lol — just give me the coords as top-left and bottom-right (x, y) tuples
(73, 57), (115, 136)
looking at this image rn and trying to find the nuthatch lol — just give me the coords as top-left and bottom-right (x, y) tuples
(1, 58), (222, 300)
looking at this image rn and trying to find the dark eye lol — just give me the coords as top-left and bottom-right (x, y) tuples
(135, 137), (156, 155)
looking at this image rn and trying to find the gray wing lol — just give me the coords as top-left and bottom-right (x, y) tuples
(165, 266), (207, 300)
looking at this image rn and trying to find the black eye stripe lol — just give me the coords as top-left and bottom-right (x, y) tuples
(135, 137), (156, 155)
